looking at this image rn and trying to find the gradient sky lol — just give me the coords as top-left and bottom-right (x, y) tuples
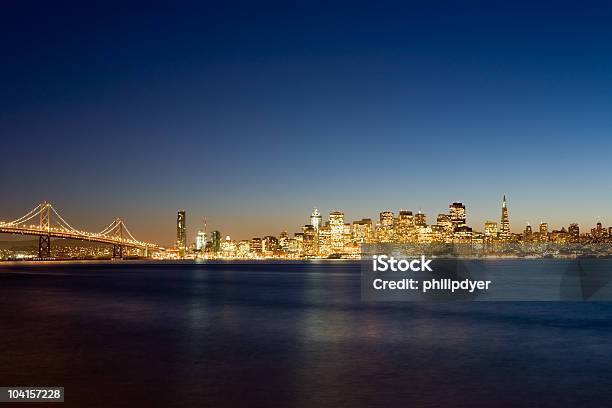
(2, 1), (612, 244)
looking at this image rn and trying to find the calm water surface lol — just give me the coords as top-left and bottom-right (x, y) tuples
(1, 261), (612, 407)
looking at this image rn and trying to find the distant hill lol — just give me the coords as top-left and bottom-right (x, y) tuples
(0, 239), (38, 249)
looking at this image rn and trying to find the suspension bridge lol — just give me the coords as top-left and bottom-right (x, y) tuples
(0, 202), (159, 259)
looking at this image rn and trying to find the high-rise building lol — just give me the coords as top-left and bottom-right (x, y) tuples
(318, 224), (332, 256)
(343, 223), (352, 247)
(250, 237), (262, 255)
(279, 231), (289, 251)
(237, 240), (250, 257)
(309, 208), (322, 255)
(292, 233), (304, 256)
(396, 211), (415, 243)
(378, 211), (394, 242)
(449, 202), (466, 229)
(176, 210), (187, 256)
(499, 195), (510, 241)
(220, 236), (237, 257)
(262, 236), (279, 254)
(539, 222), (548, 241)
(568, 223), (580, 242)
(210, 230), (221, 253)
(310, 208), (322, 230)
(484, 221), (498, 242)
(302, 225), (317, 256)
(436, 213), (453, 242)
(329, 211), (345, 253)
(352, 218), (373, 244)
(414, 211), (427, 227)
(195, 230), (206, 251)
(592, 222), (604, 240)
(524, 224), (533, 241)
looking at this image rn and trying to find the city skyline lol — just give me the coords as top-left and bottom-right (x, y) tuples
(2, 194), (611, 260)
(176, 197), (611, 245)
(150, 194), (612, 260)
(175, 194), (611, 248)
(2, 195), (612, 246)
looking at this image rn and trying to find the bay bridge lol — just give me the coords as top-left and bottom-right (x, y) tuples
(0, 202), (159, 259)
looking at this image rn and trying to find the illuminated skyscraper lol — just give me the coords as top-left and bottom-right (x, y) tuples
(499, 195), (510, 241)
(396, 211), (415, 243)
(262, 235), (279, 254)
(568, 223), (580, 242)
(352, 218), (373, 243)
(329, 211), (345, 253)
(318, 224), (332, 256)
(302, 225), (317, 256)
(310, 208), (322, 255)
(237, 240), (251, 257)
(449, 202), (466, 229)
(292, 233), (304, 256)
(524, 224), (533, 241)
(343, 223), (352, 247)
(220, 236), (237, 257)
(176, 210), (187, 256)
(436, 213), (453, 241)
(414, 211), (427, 227)
(378, 211), (394, 242)
(250, 237), (262, 255)
(279, 231), (289, 251)
(539, 222), (548, 241)
(310, 208), (322, 230)
(484, 221), (498, 242)
(195, 230), (206, 251)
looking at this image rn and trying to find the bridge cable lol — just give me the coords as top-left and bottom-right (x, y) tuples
(50, 206), (79, 233)
(7, 204), (43, 225)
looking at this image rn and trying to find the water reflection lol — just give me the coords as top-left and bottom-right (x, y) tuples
(1, 262), (612, 407)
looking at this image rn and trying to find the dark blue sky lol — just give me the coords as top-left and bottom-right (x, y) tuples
(2, 1), (612, 243)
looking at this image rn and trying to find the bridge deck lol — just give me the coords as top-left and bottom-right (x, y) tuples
(0, 226), (156, 249)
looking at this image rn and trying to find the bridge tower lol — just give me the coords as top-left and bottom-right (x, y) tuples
(38, 201), (51, 258)
(112, 218), (125, 259)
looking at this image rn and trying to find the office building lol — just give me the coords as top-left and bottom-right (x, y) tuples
(352, 218), (373, 244)
(329, 211), (345, 253)
(414, 211), (427, 227)
(568, 223), (580, 242)
(195, 230), (206, 251)
(449, 202), (466, 229)
(210, 230), (221, 253)
(176, 210), (187, 256)
(378, 211), (394, 242)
